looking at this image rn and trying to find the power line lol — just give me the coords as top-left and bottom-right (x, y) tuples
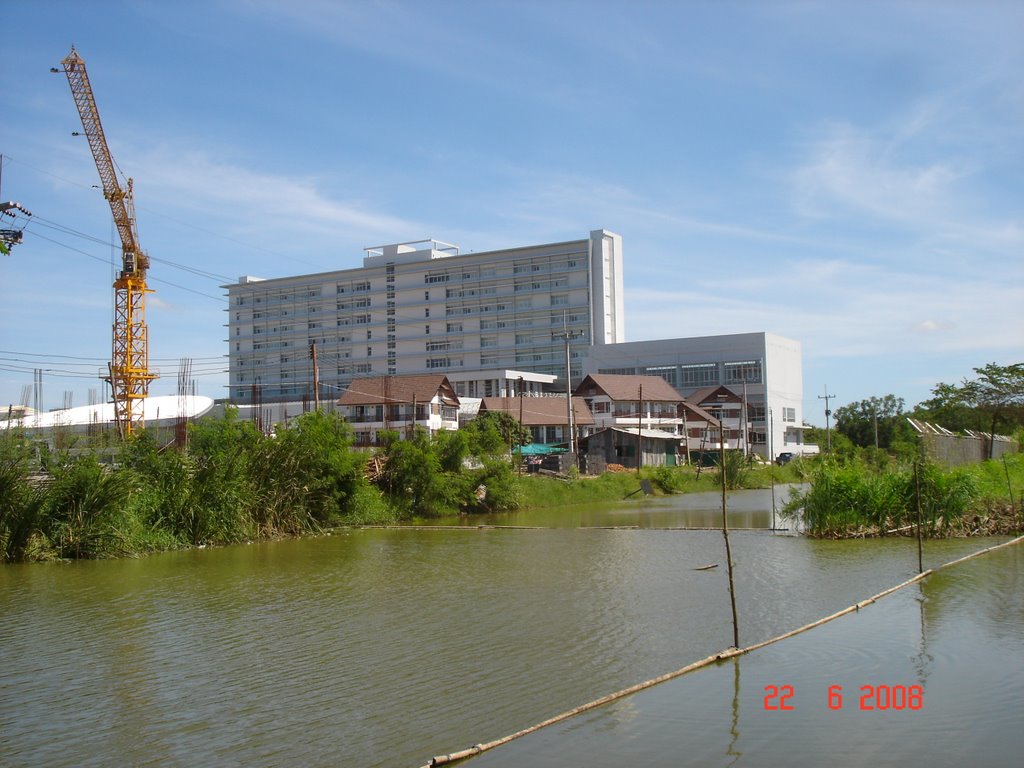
(3, 153), (300, 267)
(0, 349), (223, 362)
(31, 214), (233, 282)
(23, 229), (226, 302)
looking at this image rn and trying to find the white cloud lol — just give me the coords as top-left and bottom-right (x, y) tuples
(137, 146), (420, 238)
(625, 257), (1024, 361)
(789, 110), (1024, 263)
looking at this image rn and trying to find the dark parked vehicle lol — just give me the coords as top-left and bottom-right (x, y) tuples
(775, 452), (795, 466)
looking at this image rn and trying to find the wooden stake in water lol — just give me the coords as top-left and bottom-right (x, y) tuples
(914, 460), (924, 574)
(720, 423), (740, 648)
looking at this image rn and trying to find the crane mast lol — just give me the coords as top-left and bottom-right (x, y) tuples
(61, 47), (157, 438)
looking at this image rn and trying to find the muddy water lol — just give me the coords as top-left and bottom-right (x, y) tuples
(1, 490), (1017, 767)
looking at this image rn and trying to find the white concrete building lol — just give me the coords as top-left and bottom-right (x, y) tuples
(224, 231), (624, 405)
(582, 332), (808, 460)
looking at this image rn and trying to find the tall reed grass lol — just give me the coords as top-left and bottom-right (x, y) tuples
(782, 458), (989, 537)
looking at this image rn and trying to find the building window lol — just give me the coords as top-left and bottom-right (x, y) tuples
(724, 360), (762, 384)
(680, 363), (718, 387)
(646, 365), (676, 386)
(783, 407), (796, 423)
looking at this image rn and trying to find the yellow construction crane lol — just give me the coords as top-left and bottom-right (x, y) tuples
(60, 47), (157, 438)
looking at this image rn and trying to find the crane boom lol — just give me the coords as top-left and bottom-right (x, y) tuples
(61, 47), (156, 437)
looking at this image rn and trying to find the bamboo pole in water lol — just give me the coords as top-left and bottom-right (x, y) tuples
(914, 460), (924, 573)
(720, 422), (740, 649)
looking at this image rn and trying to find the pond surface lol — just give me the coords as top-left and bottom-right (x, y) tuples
(1, 490), (1019, 768)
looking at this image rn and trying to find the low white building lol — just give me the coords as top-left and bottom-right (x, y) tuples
(583, 332), (808, 460)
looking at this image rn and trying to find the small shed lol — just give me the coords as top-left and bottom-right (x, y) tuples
(579, 426), (684, 470)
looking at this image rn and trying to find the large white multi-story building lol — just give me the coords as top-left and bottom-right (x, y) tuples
(581, 332), (809, 460)
(225, 230), (624, 404)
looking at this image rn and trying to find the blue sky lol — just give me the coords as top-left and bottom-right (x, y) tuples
(2, 0), (1022, 424)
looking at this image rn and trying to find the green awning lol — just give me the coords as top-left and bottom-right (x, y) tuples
(518, 443), (567, 455)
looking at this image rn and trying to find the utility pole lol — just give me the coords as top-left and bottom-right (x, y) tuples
(309, 340), (320, 411)
(819, 386), (835, 453)
(637, 382), (643, 471)
(561, 313), (575, 458)
(518, 376), (525, 476)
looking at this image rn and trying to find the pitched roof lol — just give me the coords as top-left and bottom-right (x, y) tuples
(574, 373), (684, 402)
(337, 375), (459, 406)
(686, 385), (741, 406)
(680, 401), (721, 426)
(479, 396), (595, 426)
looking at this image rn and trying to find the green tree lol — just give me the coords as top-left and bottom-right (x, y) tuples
(803, 424), (856, 458)
(834, 395), (906, 450)
(377, 428), (455, 517)
(916, 363), (1024, 453)
(465, 411), (531, 455)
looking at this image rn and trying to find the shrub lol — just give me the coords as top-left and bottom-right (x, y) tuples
(43, 455), (136, 558)
(0, 433), (46, 562)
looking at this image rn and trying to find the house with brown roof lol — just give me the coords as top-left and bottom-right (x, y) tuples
(685, 385), (749, 452)
(478, 395), (595, 446)
(573, 373), (687, 435)
(337, 374), (459, 446)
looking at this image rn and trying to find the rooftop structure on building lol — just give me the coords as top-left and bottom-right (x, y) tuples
(224, 230), (623, 405)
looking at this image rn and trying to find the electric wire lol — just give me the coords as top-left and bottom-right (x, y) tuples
(24, 229), (225, 302)
(3, 154), (304, 266)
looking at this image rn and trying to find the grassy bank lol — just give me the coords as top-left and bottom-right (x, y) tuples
(781, 454), (1023, 538)
(514, 460), (806, 509)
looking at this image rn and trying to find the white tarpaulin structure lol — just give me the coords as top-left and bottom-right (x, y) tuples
(1, 395), (214, 432)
